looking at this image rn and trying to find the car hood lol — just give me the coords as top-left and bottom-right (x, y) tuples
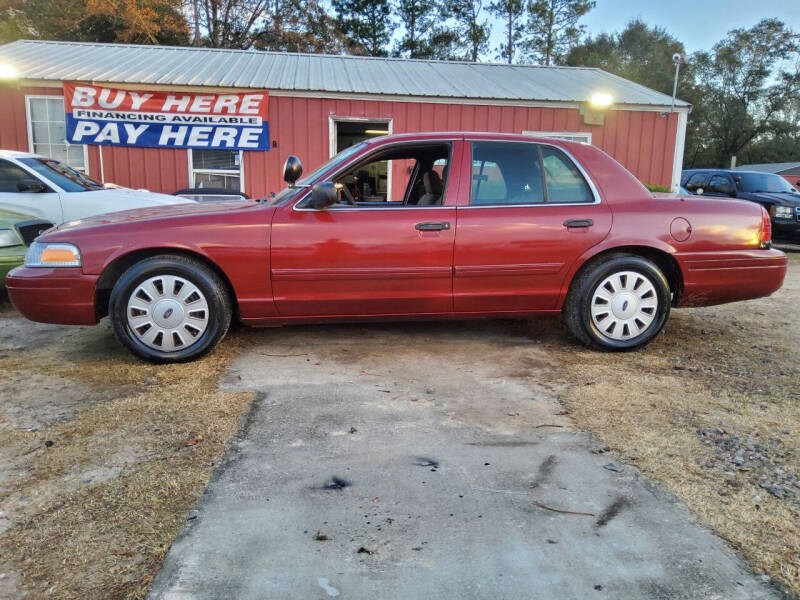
(0, 208), (38, 227)
(744, 191), (800, 205)
(82, 188), (193, 205)
(53, 198), (257, 233)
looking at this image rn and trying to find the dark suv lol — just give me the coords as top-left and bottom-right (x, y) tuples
(681, 169), (800, 241)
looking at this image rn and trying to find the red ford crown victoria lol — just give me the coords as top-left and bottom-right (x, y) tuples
(6, 133), (788, 362)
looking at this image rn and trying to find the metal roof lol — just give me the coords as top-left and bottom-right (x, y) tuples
(0, 40), (688, 108)
(736, 162), (800, 174)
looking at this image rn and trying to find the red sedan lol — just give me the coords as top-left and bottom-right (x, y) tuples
(6, 133), (787, 362)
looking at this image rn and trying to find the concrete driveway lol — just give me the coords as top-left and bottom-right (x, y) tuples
(148, 321), (781, 600)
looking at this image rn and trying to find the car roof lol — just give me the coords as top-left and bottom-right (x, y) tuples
(683, 168), (779, 176)
(0, 149), (43, 159)
(365, 131), (586, 145)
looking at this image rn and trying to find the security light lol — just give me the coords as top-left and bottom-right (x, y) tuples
(589, 92), (613, 108)
(0, 64), (17, 79)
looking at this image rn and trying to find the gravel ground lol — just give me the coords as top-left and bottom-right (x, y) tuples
(0, 252), (798, 599)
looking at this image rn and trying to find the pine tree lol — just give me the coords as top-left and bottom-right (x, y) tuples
(525, 0), (594, 66)
(332, 0), (394, 56)
(488, 0), (523, 63)
(395, 0), (436, 58)
(449, 0), (490, 61)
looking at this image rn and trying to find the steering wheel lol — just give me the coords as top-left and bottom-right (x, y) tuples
(338, 183), (357, 206)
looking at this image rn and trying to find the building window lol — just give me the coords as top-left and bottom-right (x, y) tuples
(190, 149), (242, 191)
(26, 96), (86, 170)
(522, 131), (592, 145)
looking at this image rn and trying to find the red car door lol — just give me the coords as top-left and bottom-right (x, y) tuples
(454, 140), (612, 313)
(270, 141), (463, 317)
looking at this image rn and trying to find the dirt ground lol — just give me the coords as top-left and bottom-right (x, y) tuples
(0, 251), (798, 599)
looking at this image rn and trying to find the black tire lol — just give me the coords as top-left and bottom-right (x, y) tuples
(108, 255), (232, 363)
(563, 254), (671, 351)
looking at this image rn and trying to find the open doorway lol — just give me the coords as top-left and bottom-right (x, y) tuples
(330, 118), (392, 199)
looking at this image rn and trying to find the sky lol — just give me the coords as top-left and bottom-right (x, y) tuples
(577, 0), (800, 53)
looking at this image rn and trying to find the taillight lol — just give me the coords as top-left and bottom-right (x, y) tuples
(760, 206), (772, 247)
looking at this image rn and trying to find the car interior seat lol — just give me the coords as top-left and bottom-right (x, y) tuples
(418, 170), (444, 206)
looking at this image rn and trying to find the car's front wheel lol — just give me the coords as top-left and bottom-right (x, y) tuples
(564, 254), (671, 351)
(109, 255), (232, 363)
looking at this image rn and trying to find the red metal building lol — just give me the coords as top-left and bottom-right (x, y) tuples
(0, 40), (690, 197)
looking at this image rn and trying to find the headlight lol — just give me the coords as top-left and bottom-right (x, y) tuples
(0, 228), (21, 248)
(24, 242), (82, 267)
(774, 205), (794, 219)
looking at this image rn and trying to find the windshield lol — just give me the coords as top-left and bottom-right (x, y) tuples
(265, 142), (368, 205)
(736, 172), (796, 194)
(19, 158), (104, 192)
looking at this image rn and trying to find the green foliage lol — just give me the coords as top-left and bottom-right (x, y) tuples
(525, 0), (594, 66)
(488, 0), (524, 63)
(331, 0), (394, 56)
(643, 183), (671, 193)
(688, 19), (800, 167)
(447, 0), (491, 62)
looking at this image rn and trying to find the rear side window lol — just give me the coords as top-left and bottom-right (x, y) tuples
(684, 173), (708, 191)
(540, 146), (594, 204)
(471, 142), (543, 205)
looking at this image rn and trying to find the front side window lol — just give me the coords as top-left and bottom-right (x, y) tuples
(191, 149), (241, 191)
(27, 96), (86, 170)
(0, 160), (38, 193)
(18, 157), (103, 192)
(307, 142), (450, 208)
(708, 175), (734, 195)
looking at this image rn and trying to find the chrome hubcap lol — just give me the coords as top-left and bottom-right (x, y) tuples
(126, 275), (209, 352)
(590, 271), (658, 341)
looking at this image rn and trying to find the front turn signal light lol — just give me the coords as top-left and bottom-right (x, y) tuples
(25, 242), (82, 267)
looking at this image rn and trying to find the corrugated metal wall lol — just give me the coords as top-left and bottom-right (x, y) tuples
(0, 87), (678, 197)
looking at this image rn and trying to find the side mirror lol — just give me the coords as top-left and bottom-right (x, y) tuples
(283, 155), (303, 184)
(17, 179), (47, 193)
(310, 182), (338, 210)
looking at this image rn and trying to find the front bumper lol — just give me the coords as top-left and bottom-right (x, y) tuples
(773, 217), (800, 240)
(6, 266), (99, 325)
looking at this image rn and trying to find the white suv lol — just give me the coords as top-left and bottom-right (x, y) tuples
(0, 150), (193, 224)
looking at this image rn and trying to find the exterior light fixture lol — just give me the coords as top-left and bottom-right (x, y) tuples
(364, 129), (389, 135)
(589, 92), (613, 108)
(0, 64), (17, 79)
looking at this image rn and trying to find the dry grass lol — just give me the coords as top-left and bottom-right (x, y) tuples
(543, 253), (800, 595)
(0, 322), (252, 599)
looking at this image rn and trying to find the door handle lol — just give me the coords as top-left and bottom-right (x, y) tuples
(563, 219), (594, 228)
(415, 222), (451, 231)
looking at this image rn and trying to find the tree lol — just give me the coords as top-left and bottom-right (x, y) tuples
(1, 0), (189, 45)
(332, 0), (393, 56)
(256, 0), (347, 53)
(564, 19), (691, 95)
(394, 0), (437, 58)
(690, 19), (800, 167)
(488, 0), (523, 63)
(448, 0), (490, 61)
(524, 0), (594, 66)
(194, 0), (268, 48)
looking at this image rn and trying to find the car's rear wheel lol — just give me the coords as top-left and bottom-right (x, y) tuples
(564, 254), (671, 351)
(109, 255), (232, 363)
